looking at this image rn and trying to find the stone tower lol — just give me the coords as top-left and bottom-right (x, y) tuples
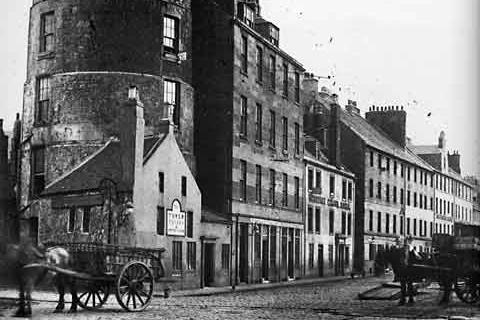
(20, 0), (194, 210)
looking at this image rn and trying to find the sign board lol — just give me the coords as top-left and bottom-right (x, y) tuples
(167, 200), (186, 236)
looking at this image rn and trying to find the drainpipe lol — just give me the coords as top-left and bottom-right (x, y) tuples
(235, 213), (239, 287)
(303, 163), (307, 278)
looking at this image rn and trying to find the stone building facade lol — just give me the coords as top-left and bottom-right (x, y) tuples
(304, 138), (355, 278)
(338, 104), (435, 275)
(410, 132), (477, 238)
(19, 0), (195, 241)
(192, 0), (305, 284)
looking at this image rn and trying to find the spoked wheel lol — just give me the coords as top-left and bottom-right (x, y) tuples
(77, 280), (110, 310)
(115, 261), (154, 311)
(455, 274), (480, 304)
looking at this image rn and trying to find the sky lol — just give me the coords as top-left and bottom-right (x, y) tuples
(0, 0), (479, 175)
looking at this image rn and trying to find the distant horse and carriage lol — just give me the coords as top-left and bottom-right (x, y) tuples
(1, 240), (166, 317)
(380, 234), (480, 306)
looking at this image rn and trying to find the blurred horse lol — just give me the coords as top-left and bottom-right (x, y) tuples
(1, 240), (78, 317)
(384, 245), (455, 306)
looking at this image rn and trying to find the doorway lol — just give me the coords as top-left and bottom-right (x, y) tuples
(318, 244), (324, 277)
(239, 224), (249, 283)
(336, 244), (345, 276)
(262, 232), (269, 280)
(203, 243), (215, 286)
(287, 228), (294, 279)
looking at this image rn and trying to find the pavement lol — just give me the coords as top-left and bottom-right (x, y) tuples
(0, 274), (351, 301)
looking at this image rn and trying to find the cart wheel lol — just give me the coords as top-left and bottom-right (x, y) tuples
(115, 261), (154, 312)
(77, 280), (110, 310)
(455, 275), (480, 304)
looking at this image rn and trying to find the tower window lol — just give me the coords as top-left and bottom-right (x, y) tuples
(36, 76), (51, 124)
(40, 12), (55, 53)
(163, 15), (179, 54)
(163, 80), (180, 127)
(32, 147), (46, 197)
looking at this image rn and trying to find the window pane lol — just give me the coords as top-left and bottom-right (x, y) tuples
(68, 208), (75, 233)
(172, 241), (182, 271)
(187, 242), (196, 270)
(222, 244), (230, 269)
(163, 16), (178, 51)
(187, 211), (193, 238)
(82, 207), (90, 233)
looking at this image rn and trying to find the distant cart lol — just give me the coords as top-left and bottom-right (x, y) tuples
(432, 234), (480, 304)
(25, 242), (166, 312)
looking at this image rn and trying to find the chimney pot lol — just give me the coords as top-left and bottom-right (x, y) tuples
(16, 113), (20, 120)
(0, 119), (3, 131)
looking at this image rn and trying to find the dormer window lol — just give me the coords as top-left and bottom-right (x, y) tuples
(238, 3), (255, 28)
(269, 25), (279, 46)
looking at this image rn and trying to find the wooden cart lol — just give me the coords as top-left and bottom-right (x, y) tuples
(433, 234), (480, 304)
(25, 242), (166, 312)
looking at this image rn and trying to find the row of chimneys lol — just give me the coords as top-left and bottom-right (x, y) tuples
(368, 105), (405, 111)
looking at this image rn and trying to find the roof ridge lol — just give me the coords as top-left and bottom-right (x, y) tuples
(341, 109), (433, 170)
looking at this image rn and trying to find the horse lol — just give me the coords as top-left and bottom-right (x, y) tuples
(383, 246), (455, 306)
(1, 240), (79, 317)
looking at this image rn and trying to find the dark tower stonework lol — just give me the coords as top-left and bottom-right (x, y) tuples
(20, 0), (194, 209)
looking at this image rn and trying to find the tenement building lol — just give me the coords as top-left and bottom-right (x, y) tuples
(193, 0), (305, 284)
(340, 104), (435, 275)
(302, 75), (355, 278)
(304, 136), (355, 278)
(464, 176), (480, 237)
(410, 132), (476, 237)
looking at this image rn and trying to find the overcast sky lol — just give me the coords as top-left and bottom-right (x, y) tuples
(1, 0), (479, 175)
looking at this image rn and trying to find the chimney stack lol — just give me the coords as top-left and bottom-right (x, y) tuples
(119, 86), (144, 190)
(345, 100), (360, 114)
(448, 150), (461, 174)
(365, 105), (407, 147)
(438, 131), (446, 149)
(328, 103), (341, 167)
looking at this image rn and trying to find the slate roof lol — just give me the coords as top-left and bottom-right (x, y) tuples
(201, 207), (232, 224)
(340, 109), (433, 170)
(409, 145), (441, 155)
(44, 135), (167, 195)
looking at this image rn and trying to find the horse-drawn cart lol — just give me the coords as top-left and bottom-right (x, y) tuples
(431, 234), (480, 304)
(24, 242), (166, 312)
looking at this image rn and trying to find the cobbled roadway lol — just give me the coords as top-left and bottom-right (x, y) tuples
(1, 277), (480, 319)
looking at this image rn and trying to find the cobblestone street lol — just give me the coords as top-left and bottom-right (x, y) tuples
(1, 276), (480, 319)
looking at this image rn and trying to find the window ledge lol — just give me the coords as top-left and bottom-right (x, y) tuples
(268, 145), (276, 152)
(240, 70), (248, 77)
(255, 140), (263, 147)
(240, 135), (248, 142)
(163, 51), (179, 60)
(37, 51), (55, 61)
